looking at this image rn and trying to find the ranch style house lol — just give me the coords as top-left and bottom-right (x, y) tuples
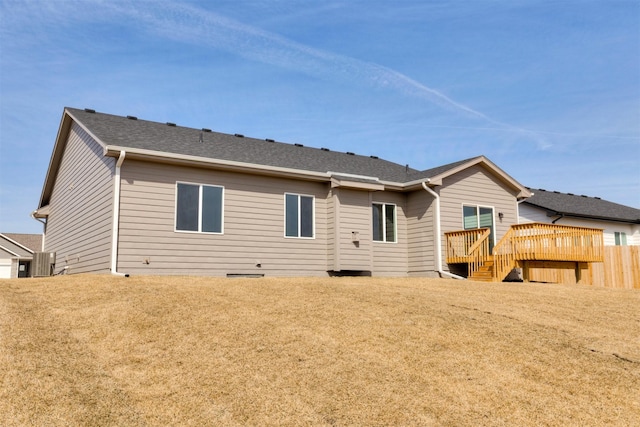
(32, 107), (602, 280)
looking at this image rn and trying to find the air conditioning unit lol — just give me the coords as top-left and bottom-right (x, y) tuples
(33, 252), (56, 277)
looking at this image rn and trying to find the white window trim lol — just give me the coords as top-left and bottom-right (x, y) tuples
(284, 193), (316, 239)
(462, 204), (496, 246)
(373, 202), (397, 243)
(614, 231), (627, 246)
(174, 181), (225, 234)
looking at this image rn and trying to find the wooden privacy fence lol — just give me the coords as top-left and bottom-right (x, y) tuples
(526, 246), (640, 289)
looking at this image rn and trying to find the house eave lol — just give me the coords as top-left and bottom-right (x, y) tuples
(104, 145), (334, 183)
(0, 234), (36, 254)
(330, 178), (385, 191)
(543, 210), (640, 225)
(38, 108), (109, 209)
(524, 203), (640, 225)
(428, 156), (531, 198)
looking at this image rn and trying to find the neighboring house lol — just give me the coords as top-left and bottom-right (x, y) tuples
(0, 233), (43, 278)
(519, 189), (640, 246)
(32, 107), (532, 278)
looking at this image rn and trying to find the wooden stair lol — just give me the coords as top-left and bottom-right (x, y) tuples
(469, 256), (494, 282)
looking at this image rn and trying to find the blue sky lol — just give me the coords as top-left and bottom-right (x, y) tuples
(1, 0), (639, 233)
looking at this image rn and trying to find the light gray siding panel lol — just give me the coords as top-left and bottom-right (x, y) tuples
(334, 189), (372, 271)
(406, 190), (436, 275)
(371, 192), (408, 276)
(44, 123), (114, 274)
(117, 161), (330, 276)
(518, 204), (551, 224)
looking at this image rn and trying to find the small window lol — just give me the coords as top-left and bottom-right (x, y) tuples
(285, 193), (314, 238)
(373, 203), (396, 242)
(176, 182), (223, 233)
(614, 232), (627, 246)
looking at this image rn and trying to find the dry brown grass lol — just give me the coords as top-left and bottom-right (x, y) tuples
(1, 275), (639, 426)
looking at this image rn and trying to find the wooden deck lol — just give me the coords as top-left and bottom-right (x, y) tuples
(445, 223), (604, 282)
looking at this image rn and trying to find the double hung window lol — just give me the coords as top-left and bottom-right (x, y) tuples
(372, 203), (396, 242)
(285, 193), (314, 238)
(175, 182), (223, 233)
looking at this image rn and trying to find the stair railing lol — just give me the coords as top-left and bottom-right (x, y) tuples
(467, 228), (491, 279)
(492, 227), (518, 282)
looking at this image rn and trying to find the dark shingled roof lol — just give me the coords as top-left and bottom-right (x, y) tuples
(524, 188), (640, 224)
(66, 107), (478, 184)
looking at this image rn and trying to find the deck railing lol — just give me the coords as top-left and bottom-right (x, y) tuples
(445, 228), (491, 277)
(492, 223), (604, 281)
(446, 223), (604, 282)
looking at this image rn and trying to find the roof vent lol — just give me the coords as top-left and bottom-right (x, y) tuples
(294, 143), (304, 147)
(127, 115), (138, 120)
(202, 128), (212, 132)
(554, 191), (560, 194)
(321, 147), (330, 151)
(234, 133), (244, 138)
(84, 108), (96, 113)
(595, 197), (601, 200)
(581, 195), (588, 198)
(265, 138), (275, 142)
(166, 122), (176, 127)
(370, 155), (378, 159)
(539, 189), (546, 192)
(568, 193), (574, 196)
(346, 152), (355, 155)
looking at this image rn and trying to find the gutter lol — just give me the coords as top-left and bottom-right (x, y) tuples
(111, 151), (129, 277)
(421, 181), (465, 280)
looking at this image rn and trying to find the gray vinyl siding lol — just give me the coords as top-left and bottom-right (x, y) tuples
(439, 164), (519, 270)
(44, 123), (114, 274)
(117, 161), (330, 276)
(406, 190), (437, 276)
(332, 188), (373, 271)
(371, 192), (408, 276)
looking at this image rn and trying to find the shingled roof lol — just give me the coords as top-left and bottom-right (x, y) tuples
(65, 107), (492, 185)
(68, 108), (435, 183)
(37, 107), (531, 211)
(0, 233), (42, 255)
(524, 188), (640, 224)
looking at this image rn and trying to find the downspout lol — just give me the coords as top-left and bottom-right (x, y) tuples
(111, 151), (129, 277)
(421, 181), (465, 280)
(30, 212), (47, 251)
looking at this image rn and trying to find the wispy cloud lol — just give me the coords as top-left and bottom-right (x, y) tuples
(89, 0), (565, 149)
(5, 0), (635, 151)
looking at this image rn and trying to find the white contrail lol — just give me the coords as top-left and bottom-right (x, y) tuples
(32, 0), (613, 149)
(103, 1), (504, 122)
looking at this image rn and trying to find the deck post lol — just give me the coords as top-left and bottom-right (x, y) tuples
(522, 261), (530, 283)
